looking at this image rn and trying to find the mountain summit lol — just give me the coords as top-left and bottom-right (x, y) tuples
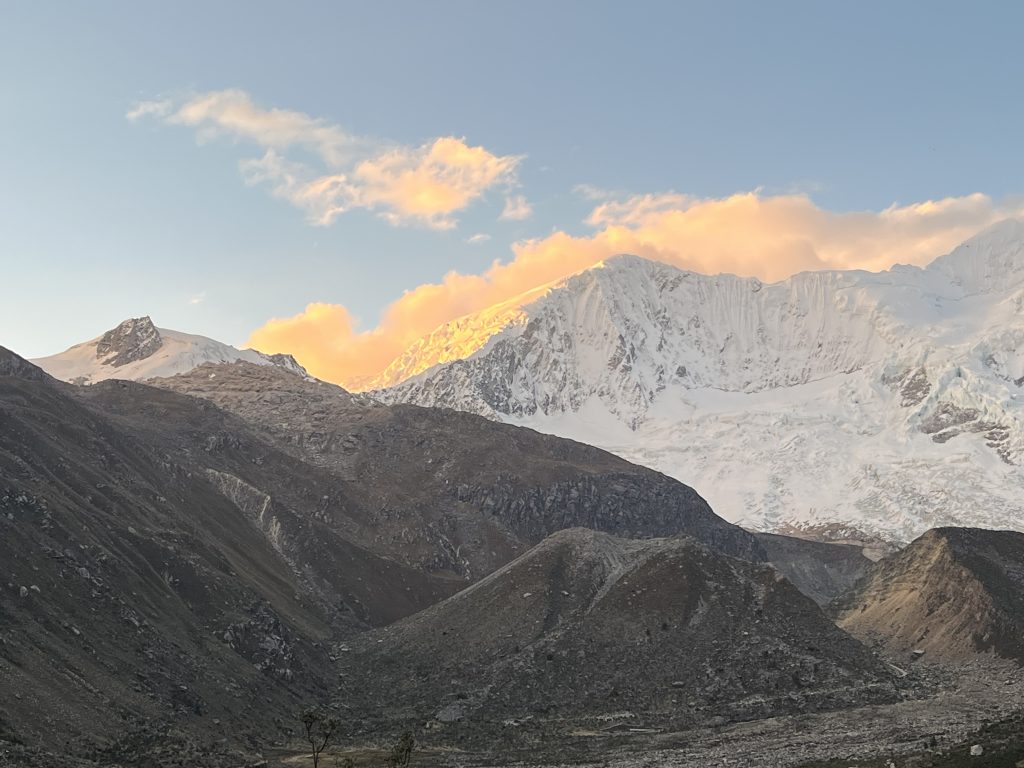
(373, 221), (1024, 541)
(32, 317), (306, 384)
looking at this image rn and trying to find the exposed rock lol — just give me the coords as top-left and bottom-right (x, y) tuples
(94, 316), (163, 367)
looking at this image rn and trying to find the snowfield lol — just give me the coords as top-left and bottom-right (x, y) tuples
(374, 220), (1024, 541)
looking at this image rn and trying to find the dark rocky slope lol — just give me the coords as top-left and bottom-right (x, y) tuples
(341, 528), (898, 746)
(0, 349), (456, 759)
(832, 527), (1024, 662)
(149, 362), (764, 576)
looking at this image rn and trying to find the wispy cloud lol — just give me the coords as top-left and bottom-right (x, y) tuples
(188, 291), (206, 305)
(247, 190), (1024, 388)
(572, 183), (620, 201)
(129, 89), (523, 229)
(466, 233), (492, 245)
(500, 194), (533, 221)
(126, 99), (172, 121)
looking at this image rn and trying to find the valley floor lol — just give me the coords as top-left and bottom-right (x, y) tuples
(516, 660), (1023, 768)
(257, 659), (1024, 768)
(1, 661), (1020, 767)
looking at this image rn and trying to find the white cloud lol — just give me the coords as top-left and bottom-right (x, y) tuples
(466, 233), (492, 245)
(500, 194), (533, 221)
(130, 89), (522, 229)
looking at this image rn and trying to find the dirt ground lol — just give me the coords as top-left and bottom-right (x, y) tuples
(269, 659), (1024, 768)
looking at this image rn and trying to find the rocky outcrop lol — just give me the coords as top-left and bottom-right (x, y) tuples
(94, 316), (163, 366)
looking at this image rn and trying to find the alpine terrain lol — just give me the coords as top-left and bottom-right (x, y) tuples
(372, 220), (1024, 543)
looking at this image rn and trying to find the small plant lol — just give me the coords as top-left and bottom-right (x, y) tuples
(386, 731), (415, 768)
(300, 706), (339, 768)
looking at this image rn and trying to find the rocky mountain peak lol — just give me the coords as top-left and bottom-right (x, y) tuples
(95, 316), (163, 367)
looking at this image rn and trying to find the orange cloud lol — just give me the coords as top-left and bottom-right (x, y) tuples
(247, 191), (1024, 389)
(353, 137), (521, 229)
(129, 90), (521, 229)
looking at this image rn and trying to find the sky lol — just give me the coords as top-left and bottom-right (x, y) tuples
(4, 1), (1024, 386)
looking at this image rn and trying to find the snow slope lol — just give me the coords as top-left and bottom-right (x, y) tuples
(374, 220), (1024, 542)
(32, 316), (306, 384)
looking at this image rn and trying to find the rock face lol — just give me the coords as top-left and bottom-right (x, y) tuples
(94, 316), (164, 366)
(371, 220), (1024, 542)
(342, 529), (897, 742)
(149, 361), (764, 575)
(832, 527), (1024, 662)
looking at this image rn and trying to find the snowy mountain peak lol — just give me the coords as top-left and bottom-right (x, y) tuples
(94, 316), (163, 367)
(374, 226), (1024, 542)
(33, 319), (307, 385)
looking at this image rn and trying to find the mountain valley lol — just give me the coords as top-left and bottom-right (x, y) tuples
(10, 225), (1024, 766)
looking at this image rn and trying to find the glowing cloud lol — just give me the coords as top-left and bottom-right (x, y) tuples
(129, 89), (522, 229)
(247, 190), (1024, 389)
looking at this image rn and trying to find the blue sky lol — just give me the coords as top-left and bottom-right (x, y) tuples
(4, 1), (1024, 379)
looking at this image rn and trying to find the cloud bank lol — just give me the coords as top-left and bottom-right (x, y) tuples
(129, 89), (523, 229)
(247, 190), (1024, 389)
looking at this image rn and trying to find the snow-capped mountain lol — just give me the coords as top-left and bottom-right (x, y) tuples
(373, 220), (1024, 542)
(32, 316), (306, 384)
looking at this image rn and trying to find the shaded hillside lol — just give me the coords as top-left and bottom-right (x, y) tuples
(0, 348), (455, 759)
(341, 529), (897, 745)
(756, 532), (873, 605)
(74, 378), (462, 626)
(149, 362), (764, 576)
(833, 527), (1024, 662)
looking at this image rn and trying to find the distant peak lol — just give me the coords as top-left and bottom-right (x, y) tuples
(95, 316), (163, 367)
